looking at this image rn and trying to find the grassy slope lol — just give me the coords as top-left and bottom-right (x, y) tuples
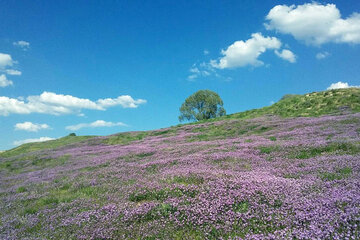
(226, 88), (360, 120)
(0, 88), (360, 239)
(1, 88), (359, 156)
(0, 136), (95, 158)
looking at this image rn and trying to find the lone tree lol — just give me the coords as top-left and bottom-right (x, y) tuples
(179, 90), (226, 122)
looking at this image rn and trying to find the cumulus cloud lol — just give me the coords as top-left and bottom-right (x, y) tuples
(327, 81), (360, 90)
(210, 33), (283, 69)
(265, 3), (360, 45)
(0, 74), (13, 87)
(0, 91), (147, 116)
(66, 120), (127, 131)
(15, 122), (50, 132)
(316, 52), (330, 60)
(13, 137), (55, 146)
(13, 40), (30, 50)
(0, 53), (14, 69)
(5, 69), (22, 75)
(275, 49), (297, 63)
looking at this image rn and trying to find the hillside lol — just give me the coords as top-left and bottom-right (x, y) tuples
(1, 88), (360, 239)
(227, 87), (360, 119)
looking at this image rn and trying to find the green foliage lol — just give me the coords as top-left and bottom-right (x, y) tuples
(68, 133), (76, 137)
(16, 186), (27, 193)
(269, 136), (277, 141)
(179, 90), (226, 122)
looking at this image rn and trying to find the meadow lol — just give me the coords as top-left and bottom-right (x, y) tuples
(0, 89), (360, 239)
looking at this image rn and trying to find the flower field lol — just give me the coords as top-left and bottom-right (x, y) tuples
(1, 112), (360, 239)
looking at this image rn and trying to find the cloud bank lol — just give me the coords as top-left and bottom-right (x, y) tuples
(0, 91), (147, 116)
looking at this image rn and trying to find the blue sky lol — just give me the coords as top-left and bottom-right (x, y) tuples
(1, 0), (360, 150)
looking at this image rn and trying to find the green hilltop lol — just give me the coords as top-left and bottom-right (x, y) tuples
(225, 87), (360, 120)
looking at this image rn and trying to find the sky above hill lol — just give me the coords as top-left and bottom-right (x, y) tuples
(1, 0), (360, 150)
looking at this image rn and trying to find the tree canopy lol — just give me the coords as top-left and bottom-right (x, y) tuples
(179, 90), (226, 122)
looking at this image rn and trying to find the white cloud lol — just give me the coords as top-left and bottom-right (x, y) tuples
(13, 40), (30, 50)
(13, 137), (55, 146)
(33, 92), (102, 110)
(0, 53), (14, 69)
(204, 50), (209, 55)
(316, 52), (330, 60)
(187, 66), (211, 81)
(275, 49), (296, 63)
(0, 91), (147, 116)
(15, 122), (50, 132)
(0, 74), (13, 87)
(210, 33), (282, 69)
(97, 95), (147, 108)
(66, 120), (127, 131)
(327, 81), (360, 90)
(265, 3), (360, 45)
(5, 69), (22, 75)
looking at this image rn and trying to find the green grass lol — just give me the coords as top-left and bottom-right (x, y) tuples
(225, 88), (360, 120)
(258, 145), (280, 154)
(0, 136), (95, 158)
(105, 132), (150, 145)
(79, 162), (110, 172)
(319, 167), (353, 181)
(165, 175), (204, 185)
(187, 122), (272, 142)
(291, 142), (360, 159)
(232, 201), (249, 213)
(121, 152), (156, 162)
(105, 128), (177, 145)
(177, 88), (360, 126)
(21, 183), (105, 215)
(269, 136), (277, 141)
(16, 186), (27, 193)
(0, 155), (70, 174)
(129, 187), (198, 202)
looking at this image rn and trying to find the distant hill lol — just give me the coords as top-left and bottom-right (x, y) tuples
(1, 88), (359, 157)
